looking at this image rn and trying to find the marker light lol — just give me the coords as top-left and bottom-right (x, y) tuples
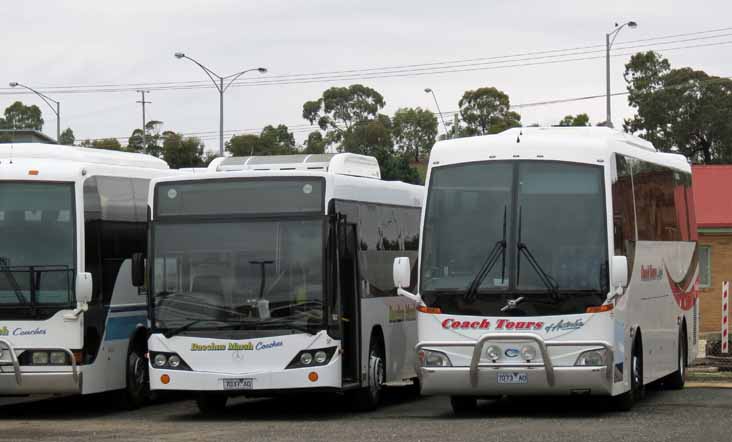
(160, 374), (170, 384)
(485, 345), (502, 362)
(520, 345), (538, 362)
(308, 372), (319, 382)
(28, 170), (39, 176)
(417, 306), (442, 314)
(586, 304), (614, 314)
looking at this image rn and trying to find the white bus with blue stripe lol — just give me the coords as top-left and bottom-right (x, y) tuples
(0, 143), (171, 406)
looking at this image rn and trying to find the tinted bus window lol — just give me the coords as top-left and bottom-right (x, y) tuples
(612, 155), (637, 275)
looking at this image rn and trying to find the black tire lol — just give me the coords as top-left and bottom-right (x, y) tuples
(450, 396), (478, 414)
(611, 337), (643, 411)
(665, 329), (687, 390)
(196, 393), (228, 414)
(351, 337), (385, 411)
(123, 349), (150, 409)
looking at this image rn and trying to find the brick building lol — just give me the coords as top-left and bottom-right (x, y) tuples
(692, 165), (732, 335)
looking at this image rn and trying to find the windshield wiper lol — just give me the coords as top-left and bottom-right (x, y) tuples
(465, 205), (508, 300)
(0, 257), (28, 305)
(250, 260), (274, 299)
(162, 318), (247, 338)
(516, 207), (560, 300)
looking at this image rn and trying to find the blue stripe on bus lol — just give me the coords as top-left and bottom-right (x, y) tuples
(108, 304), (147, 314)
(104, 315), (146, 341)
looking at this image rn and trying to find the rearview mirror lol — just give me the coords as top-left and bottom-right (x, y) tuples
(393, 257), (411, 289)
(75, 272), (93, 304)
(611, 255), (628, 288)
(131, 253), (145, 288)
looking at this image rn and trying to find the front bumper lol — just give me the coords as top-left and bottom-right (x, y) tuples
(418, 333), (614, 396)
(0, 339), (80, 395)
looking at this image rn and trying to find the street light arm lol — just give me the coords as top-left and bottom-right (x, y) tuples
(222, 68), (265, 92)
(11, 83), (59, 115)
(607, 21), (635, 48)
(179, 55), (223, 91)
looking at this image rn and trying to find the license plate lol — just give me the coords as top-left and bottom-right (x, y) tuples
(497, 372), (528, 384)
(222, 378), (254, 390)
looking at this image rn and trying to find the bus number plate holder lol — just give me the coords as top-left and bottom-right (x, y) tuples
(223, 378), (254, 390)
(496, 372), (528, 384)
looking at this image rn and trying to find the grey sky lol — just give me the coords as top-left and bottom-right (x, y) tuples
(2, 0), (731, 152)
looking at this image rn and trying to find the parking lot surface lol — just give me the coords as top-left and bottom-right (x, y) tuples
(1, 386), (730, 442)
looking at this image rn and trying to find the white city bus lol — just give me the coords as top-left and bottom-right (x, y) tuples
(0, 143), (171, 406)
(140, 154), (423, 413)
(393, 127), (699, 413)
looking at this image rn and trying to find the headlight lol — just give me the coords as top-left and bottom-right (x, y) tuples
(153, 353), (168, 367)
(167, 354), (181, 368)
(485, 345), (502, 361)
(49, 351), (67, 365)
(32, 352), (50, 365)
(575, 349), (607, 366)
(300, 352), (313, 365)
(314, 350), (327, 364)
(419, 349), (452, 367)
(520, 345), (537, 361)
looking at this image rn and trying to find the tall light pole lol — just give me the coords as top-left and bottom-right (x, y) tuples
(174, 52), (266, 156)
(424, 88), (450, 138)
(9, 82), (61, 142)
(605, 21), (637, 128)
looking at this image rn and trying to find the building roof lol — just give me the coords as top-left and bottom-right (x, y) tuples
(692, 165), (732, 229)
(0, 129), (57, 144)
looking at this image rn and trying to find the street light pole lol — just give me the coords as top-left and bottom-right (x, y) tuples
(424, 88), (450, 138)
(174, 52), (267, 157)
(8, 82), (61, 142)
(605, 21), (637, 128)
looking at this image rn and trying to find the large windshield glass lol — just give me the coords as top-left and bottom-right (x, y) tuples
(421, 161), (608, 316)
(152, 219), (324, 337)
(0, 182), (75, 306)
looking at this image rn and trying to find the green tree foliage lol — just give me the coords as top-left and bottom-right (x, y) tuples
(458, 87), (521, 136)
(303, 131), (326, 154)
(392, 107), (438, 162)
(162, 132), (205, 169)
(226, 125), (297, 156)
(82, 138), (123, 151)
(59, 128), (75, 145)
(303, 84), (385, 148)
(624, 51), (732, 163)
(2, 101), (44, 131)
(557, 113), (590, 127)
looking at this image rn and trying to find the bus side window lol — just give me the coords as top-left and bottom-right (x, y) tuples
(612, 155), (637, 278)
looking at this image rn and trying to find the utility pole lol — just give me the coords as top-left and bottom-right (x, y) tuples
(136, 90), (151, 149)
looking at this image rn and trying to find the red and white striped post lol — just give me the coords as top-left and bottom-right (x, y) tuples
(722, 281), (729, 354)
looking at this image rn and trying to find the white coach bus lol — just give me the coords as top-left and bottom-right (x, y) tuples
(138, 154), (423, 413)
(0, 143), (171, 406)
(393, 127), (699, 413)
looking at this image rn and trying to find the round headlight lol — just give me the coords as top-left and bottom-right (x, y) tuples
(153, 353), (168, 368)
(578, 350), (605, 366)
(314, 351), (327, 364)
(520, 345), (537, 361)
(168, 355), (181, 368)
(485, 345), (502, 361)
(300, 352), (313, 365)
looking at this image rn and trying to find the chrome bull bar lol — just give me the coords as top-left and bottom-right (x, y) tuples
(416, 333), (613, 387)
(0, 338), (79, 386)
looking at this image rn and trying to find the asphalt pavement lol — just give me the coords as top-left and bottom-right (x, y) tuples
(1, 385), (730, 442)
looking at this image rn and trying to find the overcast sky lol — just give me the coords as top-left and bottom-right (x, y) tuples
(2, 1), (731, 152)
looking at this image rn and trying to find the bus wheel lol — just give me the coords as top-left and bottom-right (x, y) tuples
(611, 337), (643, 411)
(124, 350), (150, 409)
(664, 329), (687, 390)
(196, 393), (228, 414)
(450, 396), (478, 414)
(351, 338), (385, 411)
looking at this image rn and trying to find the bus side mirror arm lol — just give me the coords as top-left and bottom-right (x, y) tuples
(607, 255), (628, 301)
(65, 272), (92, 321)
(397, 287), (422, 304)
(394, 257), (422, 304)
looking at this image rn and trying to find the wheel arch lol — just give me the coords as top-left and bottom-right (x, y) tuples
(128, 325), (149, 357)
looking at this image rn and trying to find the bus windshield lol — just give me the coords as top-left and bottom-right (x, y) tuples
(0, 182), (76, 307)
(152, 219), (325, 338)
(420, 161), (608, 316)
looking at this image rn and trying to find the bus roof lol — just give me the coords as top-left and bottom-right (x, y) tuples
(210, 153), (381, 179)
(0, 142), (169, 170)
(429, 127), (691, 173)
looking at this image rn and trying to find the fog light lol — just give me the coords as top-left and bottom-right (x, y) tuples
(160, 374), (170, 384)
(485, 345), (502, 361)
(168, 355), (181, 368)
(153, 353), (168, 368)
(314, 351), (327, 364)
(308, 372), (319, 382)
(300, 352), (313, 365)
(50, 351), (67, 365)
(520, 345), (537, 361)
(575, 349), (607, 366)
(32, 352), (49, 365)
